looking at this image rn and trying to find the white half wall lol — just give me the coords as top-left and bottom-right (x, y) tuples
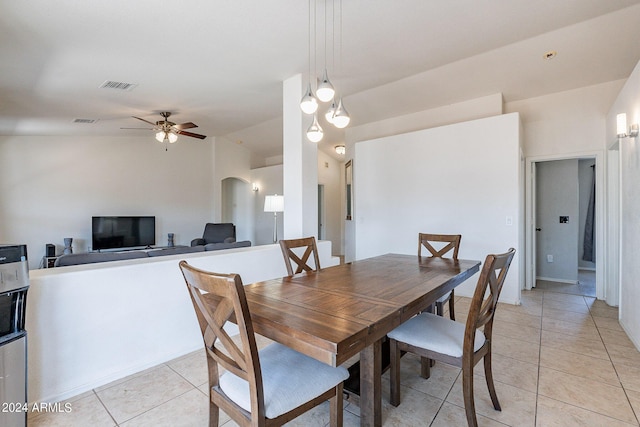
(354, 113), (522, 304)
(27, 242), (339, 403)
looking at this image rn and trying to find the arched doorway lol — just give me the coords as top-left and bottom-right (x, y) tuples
(221, 177), (254, 243)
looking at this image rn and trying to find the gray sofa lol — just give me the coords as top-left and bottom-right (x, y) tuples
(53, 241), (251, 267)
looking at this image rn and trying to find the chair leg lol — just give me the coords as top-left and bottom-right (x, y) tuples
(209, 397), (219, 427)
(420, 356), (432, 378)
(483, 351), (501, 411)
(389, 339), (401, 407)
(462, 364), (478, 427)
(329, 382), (344, 426)
(435, 301), (443, 317)
(448, 291), (455, 321)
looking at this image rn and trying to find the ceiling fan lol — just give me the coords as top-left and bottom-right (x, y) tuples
(122, 112), (207, 143)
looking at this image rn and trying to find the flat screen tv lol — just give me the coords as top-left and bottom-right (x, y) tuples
(92, 216), (156, 251)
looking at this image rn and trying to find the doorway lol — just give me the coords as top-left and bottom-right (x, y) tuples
(221, 177), (253, 242)
(525, 152), (604, 299)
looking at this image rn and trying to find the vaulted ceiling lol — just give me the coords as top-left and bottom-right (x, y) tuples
(2, 0), (640, 164)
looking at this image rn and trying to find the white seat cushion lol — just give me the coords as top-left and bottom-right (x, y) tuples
(219, 342), (349, 419)
(388, 312), (485, 358)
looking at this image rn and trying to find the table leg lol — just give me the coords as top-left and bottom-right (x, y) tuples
(360, 338), (382, 427)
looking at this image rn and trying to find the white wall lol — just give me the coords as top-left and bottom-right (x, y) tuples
(354, 113), (522, 304)
(347, 93), (504, 144)
(608, 60), (640, 349)
(505, 80), (623, 157)
(344, 94), (506, 263)
(250, 164), (284, 245)
(0, 135), (214, 268)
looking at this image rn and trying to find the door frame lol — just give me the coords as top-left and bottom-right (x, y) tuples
(525, 150), (605, 299)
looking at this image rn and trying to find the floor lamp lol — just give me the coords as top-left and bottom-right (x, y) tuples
(264, 194), (284, 244)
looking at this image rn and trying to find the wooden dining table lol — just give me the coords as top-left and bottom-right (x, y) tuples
(238, 253), (480, 426)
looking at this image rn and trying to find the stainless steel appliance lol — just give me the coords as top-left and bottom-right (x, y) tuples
(0, 245), (29, 427)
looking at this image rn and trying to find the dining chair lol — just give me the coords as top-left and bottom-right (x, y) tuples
(388, 248), (516, 427)
(418, 233), (462, 320)
(179, 261), (348, 427)
(279, 236), (321, 276)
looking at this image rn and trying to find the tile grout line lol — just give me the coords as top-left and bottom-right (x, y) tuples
(91, 389), (119, 426)
(589, 296), (640, 426)
(533, 289), (546, 427)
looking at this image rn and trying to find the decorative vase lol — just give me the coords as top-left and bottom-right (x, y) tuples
(168, 233), (174, 247)
(63, 238), (73, 255)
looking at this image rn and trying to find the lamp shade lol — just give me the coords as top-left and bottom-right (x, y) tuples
(316, 69), (335, 102)
(264, 194), (284, 212)
(332, 98), (351, 129)
(300, 83), (319, 115)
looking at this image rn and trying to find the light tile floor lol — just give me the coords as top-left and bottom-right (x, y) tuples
(28, 289), (640, 426)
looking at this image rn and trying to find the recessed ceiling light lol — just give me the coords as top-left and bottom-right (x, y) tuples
(543, 50), (557, 60)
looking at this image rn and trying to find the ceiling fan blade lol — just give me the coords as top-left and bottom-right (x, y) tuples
(176, 130), (207, 140)
(132, 116), (157, 126)
(120, 127), (154, 130)
(173, 122), (198, 130)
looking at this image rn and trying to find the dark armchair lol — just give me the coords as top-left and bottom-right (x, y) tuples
(190, 223), (236, 247)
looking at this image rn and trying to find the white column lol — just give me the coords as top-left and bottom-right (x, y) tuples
(282, 74), (318, 239)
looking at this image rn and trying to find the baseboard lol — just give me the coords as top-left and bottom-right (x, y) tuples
(536, 276), (578, 285)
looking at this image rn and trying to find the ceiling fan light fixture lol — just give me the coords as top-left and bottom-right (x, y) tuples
(332, 98), (350, 129)
(155, 131), (166, 142)
(168, 132), (178, 143)
(300, 83), (319, 114)
(316, 69), (335, 102)
(306, 114), (324, 142)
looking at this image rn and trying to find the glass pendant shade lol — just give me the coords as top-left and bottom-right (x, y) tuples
(155, 131), (166, 142)
(168, 132), (178, 143)
(316, 69), (335, 102)
(300, 83), (319, 114)
(325, 99), (337, 124)
(306, 114), (324, 142)
(332, 98), (351, 129)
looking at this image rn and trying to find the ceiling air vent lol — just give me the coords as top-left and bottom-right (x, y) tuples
(99, 80), (138, 91)
(73, 118), (98, 124)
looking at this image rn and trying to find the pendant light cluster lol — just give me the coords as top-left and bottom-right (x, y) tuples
(301, 0), (350, 143)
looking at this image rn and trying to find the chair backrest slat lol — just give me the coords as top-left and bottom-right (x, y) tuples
(464, 248), (516, 353)
(418, 233), (461, 259)
(279, 237), (321, 276)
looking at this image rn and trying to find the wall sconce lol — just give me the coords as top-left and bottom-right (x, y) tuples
(252, 183), (259, 192)
(616, 113), (639, 138)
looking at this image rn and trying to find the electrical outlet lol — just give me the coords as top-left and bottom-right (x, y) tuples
(547, 254), (554, 263)
(506, 216), (513, 226)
